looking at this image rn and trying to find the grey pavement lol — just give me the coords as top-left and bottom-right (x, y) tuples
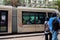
(0, 33), (44, 39)
(0, 33), (60, 40)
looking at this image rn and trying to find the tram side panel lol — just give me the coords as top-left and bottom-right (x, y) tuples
(17, 7), (45, 33)
(17, 9), (37, 33)
(17, 12), (36, 33)
(0, 6), (12, 34)
(17, 9), (22, 32)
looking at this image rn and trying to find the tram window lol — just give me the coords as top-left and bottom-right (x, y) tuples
(1, 15), (6, 20)
(36, 13), (46, 24)
(30, 15), (35, 24)
(1, 12), (6, 21)
(23, 15), (30, 24)
(22, 11), (46, 24)
(0, 26), (7, 32)
(22, 13), (35, 24)
(48, 13), (53, 18)
(0, 10), (8, 32)
(48, 12), (57, 19)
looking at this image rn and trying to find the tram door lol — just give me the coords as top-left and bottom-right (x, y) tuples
(0, 10), (8, 32)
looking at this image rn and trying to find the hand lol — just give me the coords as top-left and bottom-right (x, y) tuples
(50, 31), (52, 33)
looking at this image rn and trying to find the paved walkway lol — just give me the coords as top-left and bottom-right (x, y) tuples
(4, 35), (44, 40)
(0, 33), (60, 40)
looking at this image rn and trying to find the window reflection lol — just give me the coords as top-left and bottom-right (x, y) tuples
(22, 11), (46, 24)
(30, 15), (35, 24)
(0, 10), (8, 32)
(23, 15), (30, 24)
(1, 15), (6, 20)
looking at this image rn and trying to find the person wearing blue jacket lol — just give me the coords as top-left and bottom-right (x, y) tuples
(48, 13), (60, 40)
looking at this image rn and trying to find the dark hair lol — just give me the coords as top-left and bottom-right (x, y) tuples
(45, 17), (49, 21)
(51, 13), (57, 17)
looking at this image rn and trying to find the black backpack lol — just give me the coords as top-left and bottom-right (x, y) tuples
(52, 18), (60, 31)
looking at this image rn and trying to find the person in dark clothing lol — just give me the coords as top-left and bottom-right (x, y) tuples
(44, 17), (52, 40)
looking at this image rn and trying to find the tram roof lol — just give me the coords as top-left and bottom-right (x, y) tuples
(17, 7), (59, 13)
(0, 5), (12, 9)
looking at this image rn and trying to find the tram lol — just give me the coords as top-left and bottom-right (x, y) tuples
(17, 7), (59, 33)
(0, 6), (59, 34)
(0, 6), (12, 34)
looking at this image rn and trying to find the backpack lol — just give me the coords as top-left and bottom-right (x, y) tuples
(52, 18), (60, 31)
